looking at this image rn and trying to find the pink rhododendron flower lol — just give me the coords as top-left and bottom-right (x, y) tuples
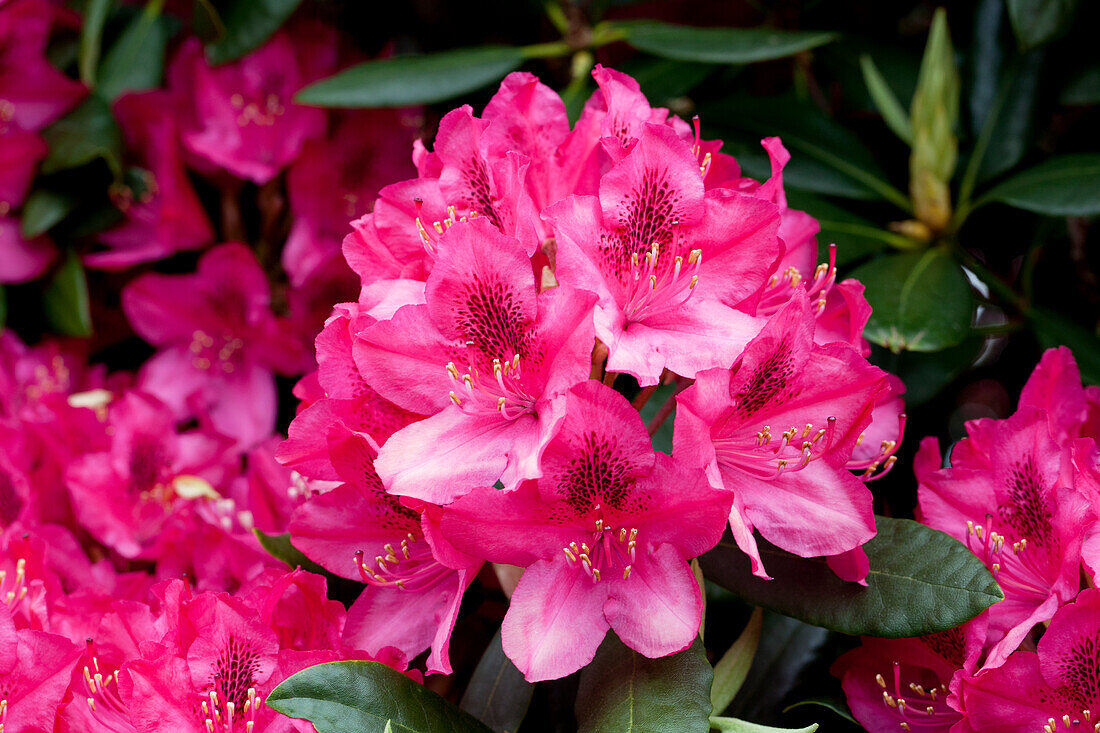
(957, 588), (1100, 732)
(167, 27), (331, 184)
(358, 218), (597, 501)
(546, 122), (781, 385)
(123, 243), (308, 449)
(440, 381), (732, 681)
(0, 603), (82, 732)
(916, 406), (1093, 668)
(87, 90), (214, 269)
(674, 292), (890, 580)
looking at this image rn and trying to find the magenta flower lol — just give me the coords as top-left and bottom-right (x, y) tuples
(916, 407), (1093, 668)
(167, 30), (329, 184)
(123, 243), (307, 449)
(673, 292), (890, 580)
(87, 91), (214, 269)
(440, 381), (732, 681)
(545, 122), (781, 385)
(958, 588), (1100, 732)
(0, 604), (82, 733)
(356, 217), (597, 502)
(0, 118), (52, 284)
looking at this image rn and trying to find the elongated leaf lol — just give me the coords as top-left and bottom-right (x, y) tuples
(296, 47), (525, 108)
(1028, 308), (1100, 385)
(727, 140), (879, 201)
(98, 7), (176, 100)
(711, 608), (762, 715)
(979, 154), (1100, 216)
(575, 633), (712, 733)
(698, 517), (1003, 638)
(859, 54), (912, 143)
(850, 248), (972, 352)
(460, 630), (533, 733)
(1006, 0), (1077, 50)
(43, 250), (92, 337)
(783, 698), (857, 725)
(254, 530), (329, 575)
(614, 21), (836, 64)
(192, 0), (226, 43)
(42, 95), (122, 175)
(710, 718), (818, 733)
(21, 189), (77, 238)
(205, 0), (302, 65)
(625, 57), (713, 104)
(79, 0), (112, 85)
(267, 660), (493, 733)
(784, 191), (908, 266)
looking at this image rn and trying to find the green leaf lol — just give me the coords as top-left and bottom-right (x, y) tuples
(192, 0), (226, 43)
(1006, 0), (1078, 51)
(267, 660), (493, 733)
(711, 607), (762, 715)
(1028, 308), (1100, 385)
(254, 530), (329, 575)
(698, 516), (1003, 638)
(1061, 64), (1100, 105)
(784, 191), (914, 266)
(782, 698), (857, 726)
(709, 717), (817, 733)
(296, 47), (525, 108)
(613, 21), (837, 65)
(459, 630), (533, 733)
(79, 0), (112, 85)
(205, 0), (303, 66)
(575, 633), (712, 733)
(43, 251), (92, 337)
(726, 139), (880, 201)
(98, 5), (176, 100)
(700, 95), (909, 209)
(850, 248), (972, 352)
(976, 53), (1043, 184)
(624, 57), (713, 104)
(20, 189), (77, 238)
(871, 334), (984, 406)
(42, 95), (122, 175)
(859, 54), (912, 143)
(978, 154), (1100, 216)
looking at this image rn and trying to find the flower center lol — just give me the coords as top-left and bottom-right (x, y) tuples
(848, 413), (907, 481)
(561, 510), (638, 583)
(355, 532), (453, 592)
(230, 92), (285, 127)
(621, 233), (702, 324)
(446, 355), (536, 420)
(964, 519), (1054, 603)
(875, 661), (960, 730)
(1041, 711), (1098, 732)
(0, 557), (27, 610)
(712, 419), (837, 480)
(79, 642), (133, 730)
(757, 244), (839, 317)
(413, 198), (480, 254)
(189, 330), (244, 374)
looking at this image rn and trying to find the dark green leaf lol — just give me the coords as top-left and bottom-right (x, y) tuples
(1006, 0), (1078, 50)
(710, 718), (818, 733)
(969, 0), (1005, 135)
(850, 248), (972, 352)
(638, 383), (675, 454)
(625, 57), (713, 104)
(784, 191), (907, 266)
(192, 0), (226, 43)
(79, 0), (112, 85)
(205, 0), (303, 66)
(459, 630), (533, 733)
(976, 52), (1043, 183)
(859, 54), (912, 143)
(711, 608), (762, 715)
(254, 530), (329, 575)
(726, 140), (880, 201)
(614, 21), (837, 65)
(42, 95), (122, 175)
(782, 698), (857, 726)
(871, 334), (984, 406)
(43, 251), (92, 337)
(724, 614), (827, 724)
(698, 517), (1003, 638)
(700, 95), (908, 209)
(979, 154), (1100, 216)
(1061, 64), (1100, 105)
(296, 47), (525, 108)
(575, 633), (712, 733)
(267, 660), (493, 733)
(98, 8), (176, 100)
(1028, 308), (1100, 385)
(21, 189), (77, 238)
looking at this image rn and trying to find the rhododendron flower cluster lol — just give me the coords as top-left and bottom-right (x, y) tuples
(281, 66), (903, 682)
(836, 347), (1100, 732)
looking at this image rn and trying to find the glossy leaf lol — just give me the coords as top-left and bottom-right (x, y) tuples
(20, 189), (77, 239)
(979, 154), (1100, 216)
(267, 660), (493, 733)
(711, 608), (762, 715)
(42, 95), (122, 175)
(698, 517), (1002, 638)
(460, 630), (533, 733)
(43, 250), (92, 338)
(205, 0), (303, 65)
(1006, 0), (1078, 50)
(575, 633), (712, 733)
(850, 248), (972, 352)
(859, 54), (912, 143)
(1028, 308), (1100, 385)
(613, 21), (837, 65)
(79, 0), (112, 85)
(296, 47), (525, 108)
(98, 7), (176, 100)
(254, 530), (328, 575)
(710, 718), (818, 733)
